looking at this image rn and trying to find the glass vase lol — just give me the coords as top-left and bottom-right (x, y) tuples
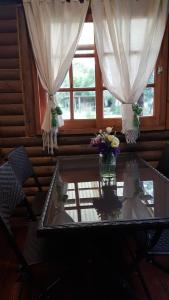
(99, 153), (116, 178)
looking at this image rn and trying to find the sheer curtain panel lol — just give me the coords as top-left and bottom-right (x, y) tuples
(91, 0), (168, 143)
(23, 0), (89, 153)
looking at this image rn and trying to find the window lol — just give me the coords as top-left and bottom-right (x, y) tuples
(57, 23), (96, 120)
(36, 12), (168, 135)
(56, 15), (168, 134)
(56, 22), (97, 131)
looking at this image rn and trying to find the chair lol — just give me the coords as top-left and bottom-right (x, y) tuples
(140, 143), (169, 273)
(129, 228), (169, 300)
(131, 143), (169, 275)
(132, 228), (169, 276)
(156, 142), (169, 179)
(0, 162), (62, 299)
(122, 151), (169, 296)
(8, 146), (47, 216)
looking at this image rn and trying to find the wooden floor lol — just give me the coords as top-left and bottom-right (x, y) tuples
(1, 219), (169, 300)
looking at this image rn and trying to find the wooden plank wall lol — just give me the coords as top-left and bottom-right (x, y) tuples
(0, 6), (25, 138)
(0, 4), (169, 201)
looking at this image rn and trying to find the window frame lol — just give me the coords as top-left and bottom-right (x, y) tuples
(35, 10), (169, 135)
(58, 43), (96, 128)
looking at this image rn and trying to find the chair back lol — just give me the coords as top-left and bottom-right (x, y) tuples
(8, 146), (42, 191)
(156, 143), (169, 179)
(0, 162), (25, 224)
(8, 146), (34, 185)
(0, 162), (29, 270)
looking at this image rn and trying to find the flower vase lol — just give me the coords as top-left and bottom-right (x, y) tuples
(99, 153), (116, 178)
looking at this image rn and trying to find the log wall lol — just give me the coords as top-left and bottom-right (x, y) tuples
(0, 4), (169, 201)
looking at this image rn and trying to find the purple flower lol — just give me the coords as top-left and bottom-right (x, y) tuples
(90, 129), (120, 157)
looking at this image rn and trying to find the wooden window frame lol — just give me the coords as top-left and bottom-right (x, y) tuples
(25, 8), (169, 136)
(59, 16), (169, 134)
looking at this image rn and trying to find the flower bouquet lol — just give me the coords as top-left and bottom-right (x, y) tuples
(90, 127), (120, 177)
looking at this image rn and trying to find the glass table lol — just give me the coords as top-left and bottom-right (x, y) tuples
(38, 153), (169, 299)
(38, 153), (169, 235)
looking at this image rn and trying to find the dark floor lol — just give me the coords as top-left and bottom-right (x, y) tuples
(1, 219), (169, 300)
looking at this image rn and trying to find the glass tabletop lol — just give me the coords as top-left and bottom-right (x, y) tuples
(39, 153), (169, 233)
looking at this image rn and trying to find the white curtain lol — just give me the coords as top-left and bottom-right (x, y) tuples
(23, 0), (89, 153)
(91, 0), (168, 143)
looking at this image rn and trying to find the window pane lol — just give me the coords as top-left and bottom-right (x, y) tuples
(143, 88), (154, 116)
(103, 90), (121, 118)
(143, 181), (154, 199)
(66, 210), (78, 222)
(78, 23), (94, 45)
(130, 18), (147, 51)
(60, 72), (69, 88)
(75, 49), (94, 55)
(79, 189), (99, 201)
(73, 91), (96, 119)
(147, 72), (154, 85)
(78, 182), (99, 188)
(73, 57), (95, 88)
(81, 208), (99, 222)
(56, 92), (70, 119)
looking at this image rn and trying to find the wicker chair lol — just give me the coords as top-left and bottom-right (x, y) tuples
(133, 141), (169, 274)
(0, 161), (62, 299)
(143, 143), (169, 272)
(133, 143), (169, 274)
(8, 146), (47, 216)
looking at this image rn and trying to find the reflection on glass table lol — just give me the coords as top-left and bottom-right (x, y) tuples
(122, 159), (154, 219)
(60, 174), (154, 224)
(40, 154), (169, 234)
(93, 177), (123, 221)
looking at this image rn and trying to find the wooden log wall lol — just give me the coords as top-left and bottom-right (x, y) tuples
(0, 4), (169, 202)
(0, 6), (24, 138)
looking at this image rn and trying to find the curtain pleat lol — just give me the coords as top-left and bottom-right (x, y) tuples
(91, 0), (168, 143)
(23, 0), (89, 153)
